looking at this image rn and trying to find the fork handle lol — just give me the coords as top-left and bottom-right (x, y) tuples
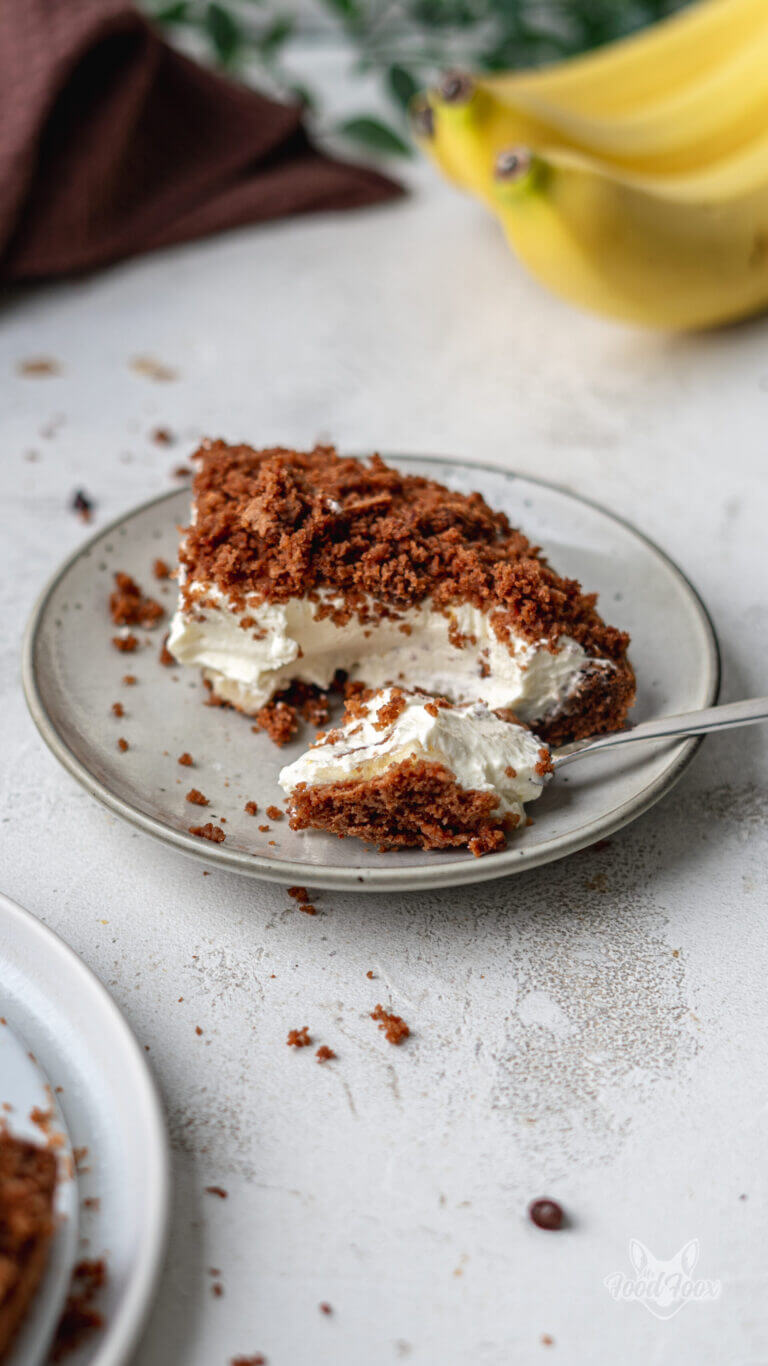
(553, 696), (768, 768)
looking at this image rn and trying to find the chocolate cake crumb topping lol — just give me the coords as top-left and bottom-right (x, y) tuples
(51, 1258), (106, 1361)
(179, 443), (631, 661)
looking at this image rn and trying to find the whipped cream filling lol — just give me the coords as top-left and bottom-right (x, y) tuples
(168, 584), (610, 720)
(279, 688), (551, 824)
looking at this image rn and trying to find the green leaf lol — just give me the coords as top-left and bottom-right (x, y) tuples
(258, 15), (295, 57)
(204, 2), (242, 64)
(387, 64), (419, 110)
(337, 116), (413, 157)
(319, 0), (363, 23)
(153, 1), (190, 21)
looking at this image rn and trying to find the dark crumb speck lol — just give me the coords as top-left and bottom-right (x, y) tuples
(172, 465), (192, 479)
(178, 752), (194, 766)
(153, 558), (171, 580)
(71, 489), (94, 522)
(528, 1199), (564, 1231)
(366, 970), (374, 979)
(117, 737), (129, 753)
(111, 702), (124, 717)
(122, 674), (137, 685)
(205, 1185), (228, 1199)
(151, 427), (174, 445)
(319, 1302), (332, 1314)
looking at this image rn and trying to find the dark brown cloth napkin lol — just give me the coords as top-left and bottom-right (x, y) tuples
(0, 0), (403, 281)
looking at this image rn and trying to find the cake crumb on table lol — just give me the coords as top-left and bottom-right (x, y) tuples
(178, 752), (194, 766)
(316, 1046), (336, 1063)
(258, 825), (270, 833)
(185, 789), (209, 806)
(371, 1004), (410, 1045)
(366, 970), (374, 980)
(205, 1185), (228, 1199)
(287, 887), (309, 901)
(298, 902), (317, 916)
(117, 737), (129, 753)
(111, 702), (124, 718)
(230, 1356), (266, 1365)
(189, 823), (225, 843)
(71, 489), (94, 522)
(265, 805), (283, 821)
(244, 801), (258, 815)
(319, 1302), (333, 1314)
(287, 1027), (311, 1048)
(122, 674), (137, 685)
(151, 427), (174, 445)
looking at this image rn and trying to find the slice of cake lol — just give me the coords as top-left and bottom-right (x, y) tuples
(168, 443), (634, 745)
(279, 687), (553, 855)
(0, 1132), (57, 1361)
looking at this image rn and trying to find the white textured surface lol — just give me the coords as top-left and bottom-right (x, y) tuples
(2, 51), (768, 1362)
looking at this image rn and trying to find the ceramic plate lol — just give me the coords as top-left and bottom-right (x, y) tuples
(0, 893), (169, 1366)
(22, 457), (719, 892)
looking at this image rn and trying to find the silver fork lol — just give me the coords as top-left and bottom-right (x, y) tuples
(553, 696), (768, 768)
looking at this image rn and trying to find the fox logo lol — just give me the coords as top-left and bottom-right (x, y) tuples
(604, 1238), (721, 1319)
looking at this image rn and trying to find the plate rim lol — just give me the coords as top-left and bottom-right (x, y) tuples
(21, 456), (721, 892)
(0, 891), (171, 1366)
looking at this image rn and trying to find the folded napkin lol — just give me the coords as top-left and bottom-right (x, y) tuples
(0, 0), (403, 281)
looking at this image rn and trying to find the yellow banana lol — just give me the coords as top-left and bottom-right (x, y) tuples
(422, 9), (768, 200)
(490, 145), (768, 330)
(485, 0), (768, 119)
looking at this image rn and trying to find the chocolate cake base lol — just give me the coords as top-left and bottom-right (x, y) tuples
(287, 758), (512, 857)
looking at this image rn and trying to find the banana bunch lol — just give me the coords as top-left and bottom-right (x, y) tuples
(414, 0), (768, 329)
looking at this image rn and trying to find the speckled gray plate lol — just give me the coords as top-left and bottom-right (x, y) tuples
(22, 457), (719, 891)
